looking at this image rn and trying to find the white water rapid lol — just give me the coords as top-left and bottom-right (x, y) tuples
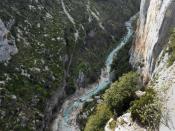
(51, 14), (137, 131)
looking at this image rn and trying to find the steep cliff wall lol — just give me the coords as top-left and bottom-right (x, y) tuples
(130, 0), (175, 130)
(130, 0), (175, 83)
(152, 46), (175, 131)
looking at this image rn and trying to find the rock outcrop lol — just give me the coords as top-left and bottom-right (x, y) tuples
(105, 113), (146, 131)
(130, 0), (175, 83)
(130, 0), (175, 130)
(152, 48), (175, 131)
(0, 19), (18, 61)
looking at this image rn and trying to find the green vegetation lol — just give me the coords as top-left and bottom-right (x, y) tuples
(130, 88), (161, 130)
(111, 37), (132, 81)
(77, 85), (109, 131)
(84, 104), (112, 131)
(168, 28), (175, 66)
(109, 120), (116, 130)
(104, 72), (139, 113)
(84, 72), (139, 131)
(0, 0), (140, 130)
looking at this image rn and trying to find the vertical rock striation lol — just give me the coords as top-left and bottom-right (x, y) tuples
(152, 48), (175, 131)
(130, 0), (175, 130)
(130, 0), (175, 83)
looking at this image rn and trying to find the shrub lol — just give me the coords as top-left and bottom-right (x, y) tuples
(109, 120), (116, 130)
(110, 37), (132, 81)
(103, 72), (139, 113)
(84, 72), (140, 131)
(130, 88), (161, 130)
(84, 104), (112, 131)
(168, 28), (175, 66)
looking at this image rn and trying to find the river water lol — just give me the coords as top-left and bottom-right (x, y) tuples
(52, 14), (137, 131)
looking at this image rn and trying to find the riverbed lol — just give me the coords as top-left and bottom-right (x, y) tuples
(51, 14), (137, 131)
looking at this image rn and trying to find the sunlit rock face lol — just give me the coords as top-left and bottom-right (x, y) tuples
(152, 49), (175, 131)
(0, 19), (18, 61)
(130, 0), (175, 83)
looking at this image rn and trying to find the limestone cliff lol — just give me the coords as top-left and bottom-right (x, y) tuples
(130, 0), (175, 83)
(130, 0), (175, 130)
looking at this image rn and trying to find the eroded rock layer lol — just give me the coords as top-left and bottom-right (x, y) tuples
(130, 0), (175, 82)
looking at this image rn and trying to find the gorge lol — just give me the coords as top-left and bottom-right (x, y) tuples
(0, 0), (175, 131)
(51, 0), (175, 130)
(51, 14), (137, 131)
(105, 0), (175, 130)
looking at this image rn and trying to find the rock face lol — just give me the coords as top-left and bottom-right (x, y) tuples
(152, 48), (175, 131)
(130, 0), (175, 130)
(0, 19), (18, 61)
(130, 0), (175, 83)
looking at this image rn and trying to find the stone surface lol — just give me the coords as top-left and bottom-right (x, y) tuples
(105, 113), (146, 131)
(135, 90), (145, 97)
(130, 0), (175, 81)
(152, 50), (175, 131)
(129, 1), (175, 130)
(0, 19), (18, 61)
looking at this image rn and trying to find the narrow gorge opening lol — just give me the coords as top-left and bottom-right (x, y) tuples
(1, 0), (175, 131)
